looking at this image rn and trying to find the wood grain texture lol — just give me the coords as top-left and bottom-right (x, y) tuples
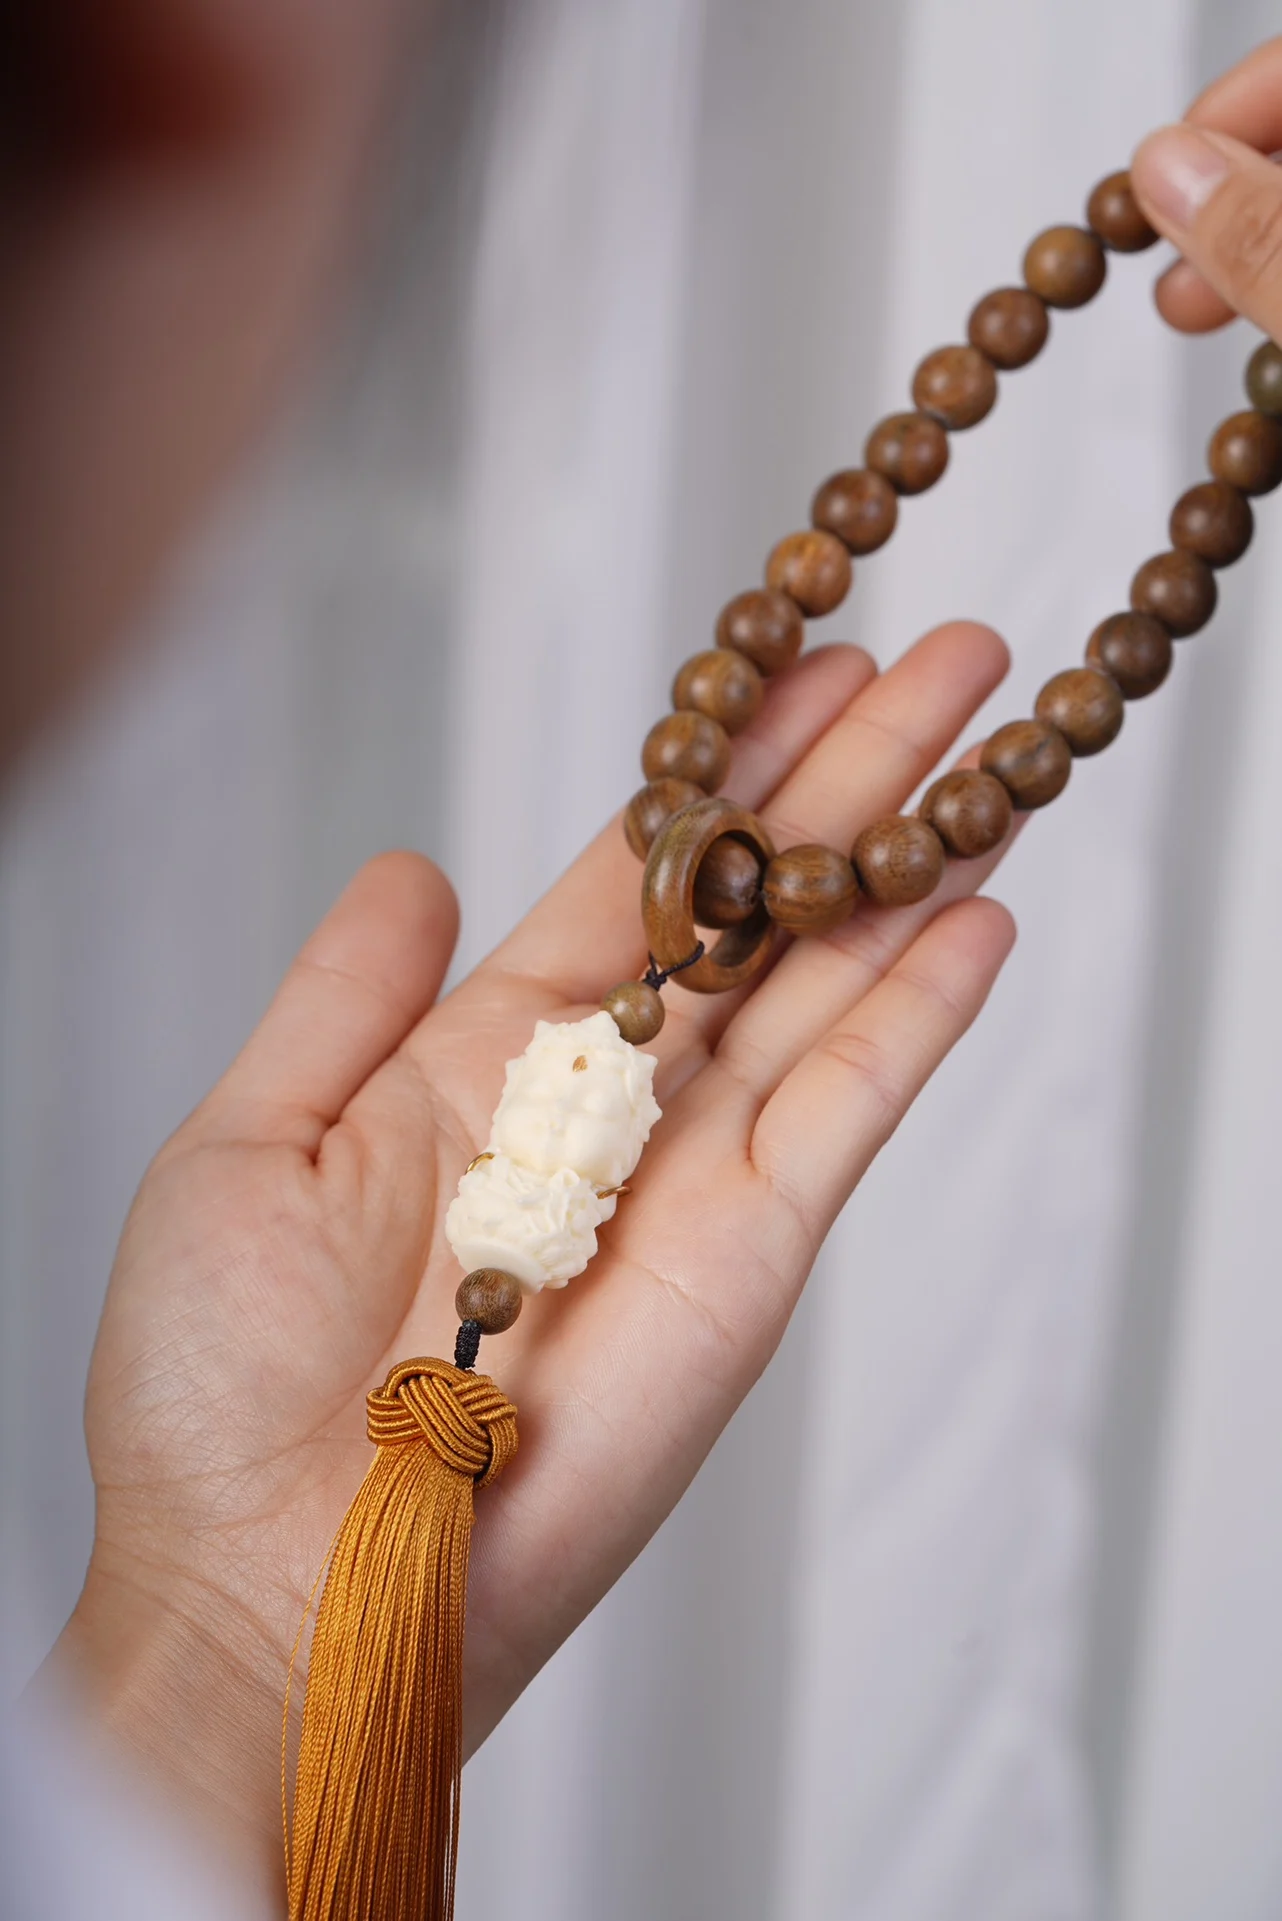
(980, 718), (1072, 810)
(762, 843), (859, 935)
(851, 815), (945, 906)
(967, 288), (1049, 370)
(1034, 666), (1125, 756)
(642, 797), (777, 993)
(1023, 225), (1106, 307)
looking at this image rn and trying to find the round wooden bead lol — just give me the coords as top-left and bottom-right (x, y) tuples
(623, 777), (704, 858)
(865, 412), (950, 494)
(911, 344), (998, 430)
(1086, 613), (1173, 700)
(1130, 550), (1217, 638)
(762, 844), (859, 935)
(1169, 479), (1253, 568)
(715, 587), (804, 675)
(693, 834), (763, 928)
(602, 980), (665, 1045)
(455, 1268), (523, 1334)
(811, 467), (899, 555)
(642, 711), (731, 792)
(1246, 340), (1282, 417)
(1034, 667), (1124, 757)
(765, 529), (852, 618)
(919, 769), (1012, 858)
(1086, 171), (1158, 252)
(1208, 409), (1282, 496)
(980, 719), (1072, 810)
(967, 287), (1049, 371)
(1023, 225), (1107, 308)
(672, 648), (764, 735)
(851, 815), (945, 906)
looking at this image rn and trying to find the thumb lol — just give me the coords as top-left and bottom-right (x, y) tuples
(1132, 124), (1282, 343)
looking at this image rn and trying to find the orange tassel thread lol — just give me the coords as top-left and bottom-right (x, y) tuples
(284, 1357), (518, 1921)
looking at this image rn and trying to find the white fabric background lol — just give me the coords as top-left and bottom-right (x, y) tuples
(3, 0), (1282, 1915)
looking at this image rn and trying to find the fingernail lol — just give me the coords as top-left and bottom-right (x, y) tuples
(1132, 125), (1231, 232)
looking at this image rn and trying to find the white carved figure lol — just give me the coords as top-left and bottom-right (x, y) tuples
(444, 1011), (662, 1292)
(444, 1154), (612, 1290)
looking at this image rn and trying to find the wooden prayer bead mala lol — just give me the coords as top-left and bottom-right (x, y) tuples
(601, 171), (1282, 1061)
(291, 162), (1282, 1921)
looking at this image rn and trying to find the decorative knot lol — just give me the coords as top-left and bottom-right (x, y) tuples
(366, 1357), (519, 1487)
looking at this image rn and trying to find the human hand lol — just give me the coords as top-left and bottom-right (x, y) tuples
(1131, 37), (1282, 343)
(50, 624), (1015, 1894)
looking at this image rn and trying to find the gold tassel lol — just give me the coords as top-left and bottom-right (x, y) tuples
(284, 1357), (518, 1921)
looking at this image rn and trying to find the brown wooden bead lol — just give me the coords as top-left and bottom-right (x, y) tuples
(911, 345), (998, 430)
(980, 719), (1072, 810)
(811, 467), (899, 554)
(865, 412), (950, 494)
(672, 648), (764, 735)
(623, 777), (704, 858)
(851, 816), (945, 906)
(715, 587), (804, 675)
(602, 980), (665, 1045)
(1086, 171), (1158, 252)
(919, 769), (1012, 858)
(693, 834), (763, 927)
(1023, 225), (1107, 308)
(765, 529), (852, 617)
(642, 711), (731, 792)
(1246, 340), (1282, 417)
(1086, 613), (1173, 700)
(1208, 410), (1282, 496)
(455, 1268), (523, 1335)
(1169, 480), (1253, 568)
(967, 287), (1049, 371)
(1130, 549), (1217, 638)
(1034, 667), (1124, 757)
(642, 797), (777, 993)
(762, 843), (859, 935)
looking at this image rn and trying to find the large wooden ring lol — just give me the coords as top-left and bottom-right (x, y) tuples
(642, 798), (776, 994)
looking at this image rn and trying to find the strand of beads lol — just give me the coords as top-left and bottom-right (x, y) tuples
(603, 172), (1280, 1020)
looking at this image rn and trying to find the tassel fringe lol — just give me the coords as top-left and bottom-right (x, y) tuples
(285, 1358), (518, 1921)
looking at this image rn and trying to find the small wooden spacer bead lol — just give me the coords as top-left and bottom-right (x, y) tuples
(811, 467), (899, 554)
(642, 711), (731, 792)
(980, 719), (1072, 810)
(603, 980), (665, 1044)
(672, 648), (764, 735)
(624, 776), (704, 858)
(1130, 550), (1217, 638)
(851, 815), (945, 906)
(865, 412), (950, 494)
(693, 834), (763, 928)
(1086, 171), (1158, 252)
(1034, 666), (1124, 757)
(716, 587), (804, 675)
(762, 844), (859, 935)
(967, 288), (1049, 370)
(911, 345), (999, 431)
(1023, 225), (1107, 308)
(1086, 613), (1173, 700)
(1245, 340), (1282, 417)
(455, 1268), (524, 1335)
(764, 529), (853, 618)
(1169, 480), (1253, 569)
(1208, 410), (1282, 496)
(919, 769), (1012, 858)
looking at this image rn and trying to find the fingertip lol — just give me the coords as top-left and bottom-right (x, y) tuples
(1153, 257), (1236, 334)
(341, 849), (460, 950)
(920, 618), (1011, 687)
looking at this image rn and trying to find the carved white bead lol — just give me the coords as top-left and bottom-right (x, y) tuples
(489, 1010), (661, 1191)
(445, 1011), (662, 1292)
(444, 1155), (613, 1290)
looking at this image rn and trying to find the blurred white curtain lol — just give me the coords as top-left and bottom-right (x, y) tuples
(3, 0), (1282, 1916)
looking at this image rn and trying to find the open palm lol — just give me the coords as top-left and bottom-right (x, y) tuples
(67, 621), (1015, 1887)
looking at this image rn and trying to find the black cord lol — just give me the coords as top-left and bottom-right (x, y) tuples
(642, 942), (705, 992)
(454, 1320), (482, 1371)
